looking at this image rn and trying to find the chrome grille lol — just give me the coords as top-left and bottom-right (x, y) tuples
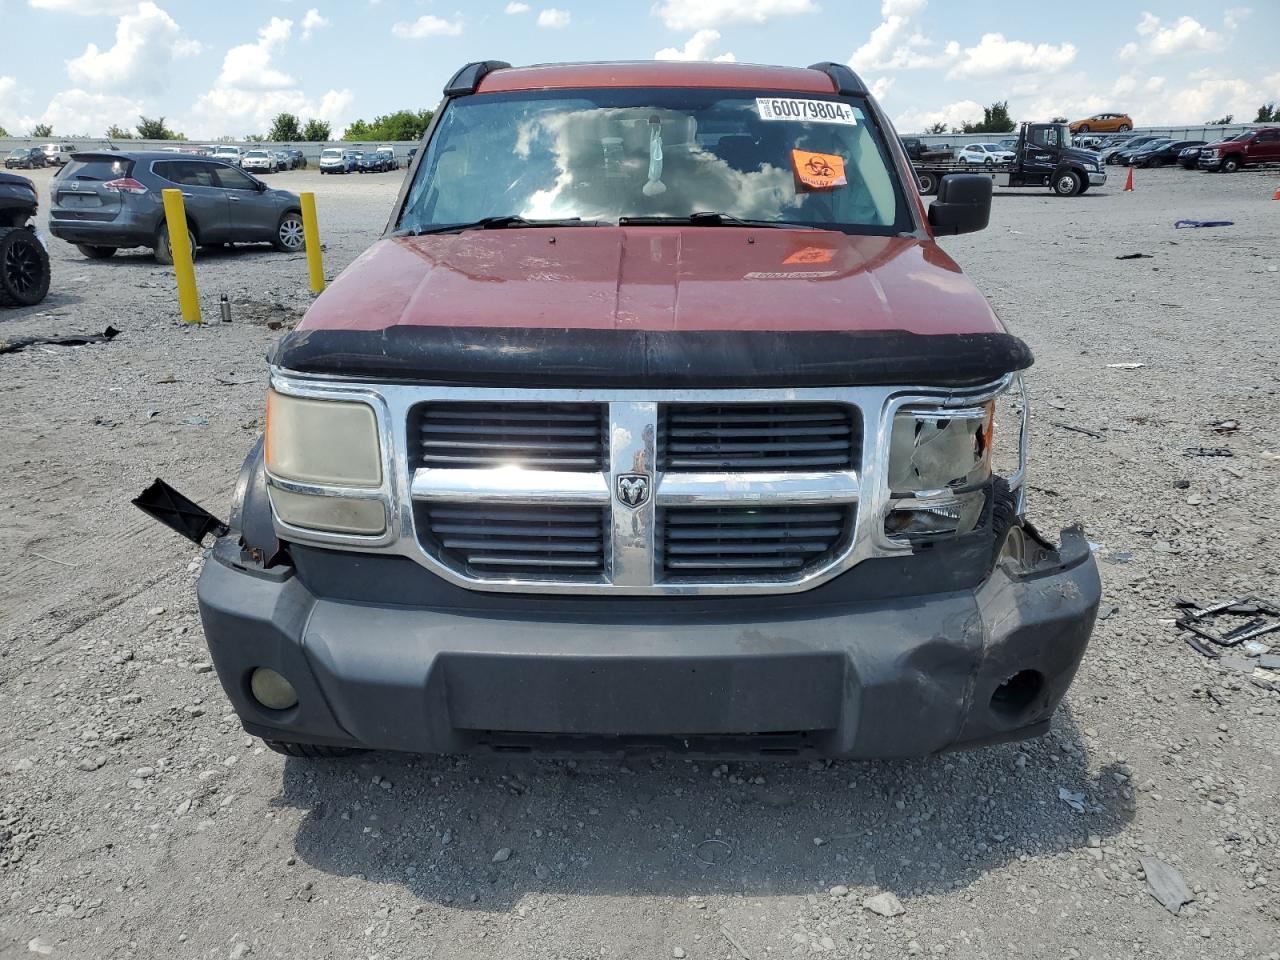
(415, 402), (607, 470)
(661, 506), (854, 578)
(420, 503), (607, 577)
(660, 404), (857, 471)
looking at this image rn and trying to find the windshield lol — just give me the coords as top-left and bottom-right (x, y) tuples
(398, 87), (911, 235)
(246, 151), (268, 158)
(321, 149), (342, 158)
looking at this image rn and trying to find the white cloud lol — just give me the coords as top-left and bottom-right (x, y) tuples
(1025, 69), (1270, 126)
(27, 0), (136, 13)
(66, 2), (200, 96)
(38, 88), (146, 136)
(215, 17), (296, 90)
(537, 8), (570, 28)
(1223, 7), (1251, 30)
(654, 0), (817, 31)
(869, 76), (894, 101)
(504, 1), (530, 12)
(1119, 13), (1227, 59)
(948, 33), (1076, 79)
(391, 14), (464, 38)
(655, 29), (736, 62)
(849, 0), (954, 72)
(301, 9), (330, 41)
(893, 99), (983, 134)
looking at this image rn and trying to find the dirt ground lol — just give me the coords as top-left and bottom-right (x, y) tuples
(1, 164), (1278, 960)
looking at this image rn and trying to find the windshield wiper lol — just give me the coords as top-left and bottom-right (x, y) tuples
(617, 212), (823, 229)
(397, 216), (594, 236)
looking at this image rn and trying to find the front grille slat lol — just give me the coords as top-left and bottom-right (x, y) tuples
(660, 505), (854, 582)
(661, 404), (857, 472)
(416, 402), (607, 471)
(420, 502), (606, 579)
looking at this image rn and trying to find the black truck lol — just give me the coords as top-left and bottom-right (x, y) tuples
(0, 171), (50, 307)
(912, 122), (1106, 197)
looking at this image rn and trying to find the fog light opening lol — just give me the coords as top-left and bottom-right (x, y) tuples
(250, 667), (299, 711)
(989, 669), (1044, 720)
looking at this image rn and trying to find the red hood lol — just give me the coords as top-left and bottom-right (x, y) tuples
(298, 228), (1004, 336)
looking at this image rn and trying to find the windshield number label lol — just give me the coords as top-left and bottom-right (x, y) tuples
(756, 98), (857, 126)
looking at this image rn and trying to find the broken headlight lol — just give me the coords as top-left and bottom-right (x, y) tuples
(884, 400), (995, 541)
(264, 390), (387, 536)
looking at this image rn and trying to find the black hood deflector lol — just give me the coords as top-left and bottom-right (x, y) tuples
(270, 326), (1033, 388)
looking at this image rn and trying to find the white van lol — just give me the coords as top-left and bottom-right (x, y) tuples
(40, 144), (78, 166)
(212, 146), (244, 167)
(375, 144), (399, 170)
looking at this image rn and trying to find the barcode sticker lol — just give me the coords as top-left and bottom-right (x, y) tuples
(756, 98), (857, 126)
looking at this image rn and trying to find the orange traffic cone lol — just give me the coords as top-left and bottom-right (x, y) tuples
(1123, 167), (1134, 192)
(1273, 185), (1280, 200)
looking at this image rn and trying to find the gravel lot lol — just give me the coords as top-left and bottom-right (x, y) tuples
(2, 165), (1278, 960)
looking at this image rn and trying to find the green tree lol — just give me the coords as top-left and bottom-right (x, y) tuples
(924, 121), (948, 135)
(301, 118), (331, 141)
(106, 123), (134, 139)
(1256, 103), (1277, 123)
(30, 123), (53, 137)
(136, 116), (184, 139)
(243, 133), (266, 143)
(342, 108), (434, 142)
(1208, 114), (1234, 125)
(267, 112), (303, 142)
(958, 101), (1016, 134)
(0, 124), (8, 137)
(1049, 116), (1069, 124)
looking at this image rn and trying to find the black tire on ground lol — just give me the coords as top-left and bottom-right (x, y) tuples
(1221, 156), (1240, 173)
(76, 243), (116, 259)
(1078, 183), (1090, 194)
(153, 221), (197, 266)
(1052, 169), (1082, 197)
(264, 740), (365, 759)
(273, 210), (305, 252)
(0, 227), (51, 307)
(916, 171), (938, 195)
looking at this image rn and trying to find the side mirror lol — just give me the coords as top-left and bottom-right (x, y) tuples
(928, 173), (992, 236)
(255, 179), (267, 192)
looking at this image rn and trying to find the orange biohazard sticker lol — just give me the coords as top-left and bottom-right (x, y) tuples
(792, 150), (847, 190)
(783, 246), (836, 265)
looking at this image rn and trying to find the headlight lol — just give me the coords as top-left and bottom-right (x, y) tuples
(884, 398), (1002, 541)
(264, 390), (386, 535)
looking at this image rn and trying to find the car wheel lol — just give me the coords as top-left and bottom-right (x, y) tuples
(983, 157), (994, 169)
(916, 171), (938, 195)
(154, 222), (197, 265)
(1053, 170), (1082, 197)
(1078, 125), (1090, 133)
(0, 227), (51, 307)
(76, 244), (117, 260)
(1221, 157), (1240, 173)
(263, 740), (365, 759)
(274, 211), (305, 252)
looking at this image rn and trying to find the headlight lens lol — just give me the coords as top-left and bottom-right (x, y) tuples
(264, 390), (386, 536)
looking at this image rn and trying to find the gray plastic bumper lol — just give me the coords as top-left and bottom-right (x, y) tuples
(197, 528), (1100, 758)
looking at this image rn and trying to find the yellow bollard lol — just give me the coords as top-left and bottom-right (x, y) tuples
(300, 192), (325, 293)
(160, 188), (201, 323)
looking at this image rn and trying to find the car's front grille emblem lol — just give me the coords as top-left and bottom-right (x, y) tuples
(615, 473), (650, 508)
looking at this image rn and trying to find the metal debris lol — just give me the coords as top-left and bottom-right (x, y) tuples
(1141, 856), (1194, 914)
(1176, 597), (1279, 659)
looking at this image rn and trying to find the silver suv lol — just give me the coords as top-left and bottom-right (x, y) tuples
(47, 152), (305, 263)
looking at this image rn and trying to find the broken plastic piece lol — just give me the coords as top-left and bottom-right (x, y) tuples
(1142, 856), (1194, 914)
(1173, 219), (1233, 229)
(0, 325), (119, 355)
(132, 478), (229, 546)
(1176, 596), (1280, 657)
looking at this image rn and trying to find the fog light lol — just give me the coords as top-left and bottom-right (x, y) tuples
(250, 667), (298, 711)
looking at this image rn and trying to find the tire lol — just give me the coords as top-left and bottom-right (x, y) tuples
(983, 157), (994, 169)
(1077, 125), (1090, 133)
(1052, 169), (1082, 197)
(264, 740), (364, 759)
(76, 244), (116, 260)
(0, 227), (51, 307)
(273, 210), (305, 252)
(1117, 124), (1130, 132)
(916, 171), (938, 195)
(153, 221), (197, 266)
(1221, 156), (1240, 173)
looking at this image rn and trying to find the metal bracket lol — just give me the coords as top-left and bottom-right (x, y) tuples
(132, 478), (229, 547)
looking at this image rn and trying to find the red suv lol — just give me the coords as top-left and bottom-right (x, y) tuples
(167, 60), (1100, 761)
(1198, 127), (1280, 171)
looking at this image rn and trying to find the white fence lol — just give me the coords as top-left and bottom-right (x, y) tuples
(0, 138), (421, 163)
(906, 123), (1272, 147)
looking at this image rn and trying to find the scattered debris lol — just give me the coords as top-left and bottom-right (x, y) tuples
(0, 325), (120, 355)
(1183, 446), (1232, 458)
(1115, 253), (1153, 260)
(1106, 361), (1145, 369)
(1058, 787), (1086, 813)
(1102, 551), (1133, 565)
(1172, 479), (1191, 489)
(1176, 597), (1280, 658)
(1173, 220), (1233, 229)
(1050, 421), (1104, 440)
(862, 892), (906, 918)
(1210, 419), (1239, 434)
(1141, 856), (1194, 914)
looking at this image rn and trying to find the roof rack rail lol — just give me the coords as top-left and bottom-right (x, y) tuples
(806, 62), (868, 97)
(444, 60), (512, 97)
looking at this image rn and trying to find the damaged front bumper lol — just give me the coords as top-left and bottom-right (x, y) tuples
(195, 524), (1100, 758)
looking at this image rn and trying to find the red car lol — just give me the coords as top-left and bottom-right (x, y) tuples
(1198, 127), (1280, 171)
(163, 59), (1100, 760)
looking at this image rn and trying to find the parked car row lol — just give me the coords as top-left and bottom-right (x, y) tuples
(1085, 128), (1280, 171)
(318, 145), (400, 174)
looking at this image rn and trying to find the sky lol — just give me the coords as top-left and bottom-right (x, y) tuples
(1, 0), (1277, 140)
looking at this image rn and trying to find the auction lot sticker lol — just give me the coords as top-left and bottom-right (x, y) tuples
(756, 98), (857, 125)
